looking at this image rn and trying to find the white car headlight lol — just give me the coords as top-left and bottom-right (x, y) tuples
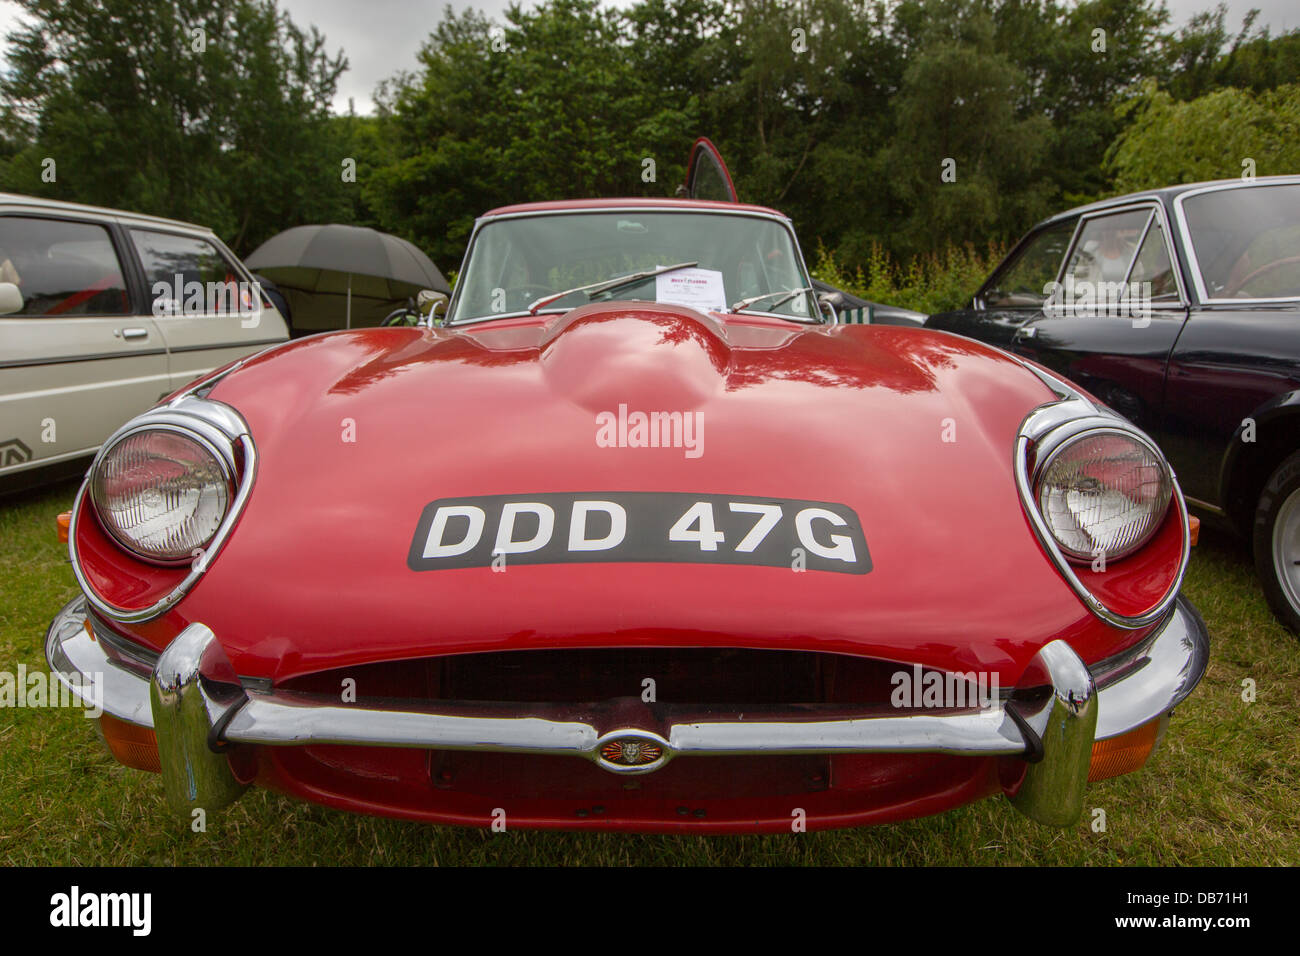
(90, 428), (233, 564)
(1034, 430), (1172, 562)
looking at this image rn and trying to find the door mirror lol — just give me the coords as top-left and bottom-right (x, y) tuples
(417, 290), (448, 317)
(817, 293), (839, 325)
(0, 282), (23, 316)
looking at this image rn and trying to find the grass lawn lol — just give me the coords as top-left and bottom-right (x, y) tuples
(2, 477), (1296, 866)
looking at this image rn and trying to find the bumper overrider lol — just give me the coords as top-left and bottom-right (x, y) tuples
(46, 594), (1208, 827)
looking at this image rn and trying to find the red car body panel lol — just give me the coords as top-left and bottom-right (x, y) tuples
(77, 303), (1164, 686)
(254, 746), (1007, 833)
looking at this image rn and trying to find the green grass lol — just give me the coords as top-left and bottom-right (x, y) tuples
(1, 479), (1296, 865)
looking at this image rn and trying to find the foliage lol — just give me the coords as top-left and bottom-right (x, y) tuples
(1106, 81), (1300, 191)
(811, 240), (1005, 314)
(874, 1), (1052, 258)
(365, 0), (705, 265)
(1166, 3), (1300, 101)
(2, 0), (1300, 282)
(0, 0), (350, 253)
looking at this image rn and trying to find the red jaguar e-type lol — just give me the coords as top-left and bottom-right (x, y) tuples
(46, 143), (1207, 832)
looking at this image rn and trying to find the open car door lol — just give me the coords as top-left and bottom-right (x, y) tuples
(683, 137), (738, 203)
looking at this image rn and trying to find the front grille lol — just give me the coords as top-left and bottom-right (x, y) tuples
(280, 647), (915, 707)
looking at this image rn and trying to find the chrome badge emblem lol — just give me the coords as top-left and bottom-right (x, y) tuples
(596, 732), (668, 774)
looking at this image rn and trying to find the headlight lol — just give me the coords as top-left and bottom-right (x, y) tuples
(90, 428), (233, 563)
(1034, 430), (1172, 562)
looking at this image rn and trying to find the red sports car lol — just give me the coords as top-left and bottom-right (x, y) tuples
(46, 145), (1207, 832)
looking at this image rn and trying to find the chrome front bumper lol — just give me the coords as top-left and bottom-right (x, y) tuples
(46, 595), (1209, 827)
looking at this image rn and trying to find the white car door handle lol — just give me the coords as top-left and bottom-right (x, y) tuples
(117, 327), (149, 340)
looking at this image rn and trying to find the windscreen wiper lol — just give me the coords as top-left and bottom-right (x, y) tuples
(526, 261), (699, 314)
(730, 286), (815, 314)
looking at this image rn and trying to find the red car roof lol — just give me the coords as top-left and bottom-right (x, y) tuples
(481, 197), (788, 218)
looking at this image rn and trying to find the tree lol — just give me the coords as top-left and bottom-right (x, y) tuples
(876, 0), (1052, 256)
(1166, 3), (1300, 99)
(1216, 27), (1300, 93)
(1106, 80), (1300, 191)
(0, 0), (350, 253)
(706, 1), (893, 243)
(1001, 0), (1173, 205)
(367, 0), (705, 266)
(8, 0), (1296, 279)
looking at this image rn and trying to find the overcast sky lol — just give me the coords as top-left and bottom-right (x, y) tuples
(0, 0), (1294, 114)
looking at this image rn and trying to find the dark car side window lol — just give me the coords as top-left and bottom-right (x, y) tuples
(0, 216), (131, 317)
(1063, 209), (1150, 287)
(983, 218), (1076, 308)
(1060, 207), (1182, 309)
(1128, 220), (1180, 301)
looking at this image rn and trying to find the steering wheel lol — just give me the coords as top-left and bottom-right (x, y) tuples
(381, 299), (420, 327)
(1223, 255), (1300, 297)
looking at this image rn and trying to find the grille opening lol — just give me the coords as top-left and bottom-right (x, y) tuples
(278, 647), (986, 711)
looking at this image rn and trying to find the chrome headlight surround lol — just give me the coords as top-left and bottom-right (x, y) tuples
(70, 395), (257, 624)
(1032, 424), (1173, 563)
(1013, 366), (1190, 629)
(89, 422), (237, 565)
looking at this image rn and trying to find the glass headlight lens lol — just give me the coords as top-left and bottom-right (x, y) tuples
(1035, 431), (1172, 562)
(90, 429), (232, 563)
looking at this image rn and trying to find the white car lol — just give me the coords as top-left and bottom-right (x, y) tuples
(0, 194), (288, 491)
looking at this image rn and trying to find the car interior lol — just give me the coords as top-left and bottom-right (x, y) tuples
(0, 218), (131, 316)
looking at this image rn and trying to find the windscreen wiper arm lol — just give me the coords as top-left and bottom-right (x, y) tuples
(730, 286), (815, 314)
(526, 262), (700, 314)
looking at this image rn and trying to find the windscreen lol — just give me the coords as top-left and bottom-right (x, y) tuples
(449, 211), (816, 322)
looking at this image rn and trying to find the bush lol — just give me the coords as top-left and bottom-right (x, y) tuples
(811, 241), (1006, 315)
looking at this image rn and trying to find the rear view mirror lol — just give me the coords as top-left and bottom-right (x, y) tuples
(0, 281), (23, 316)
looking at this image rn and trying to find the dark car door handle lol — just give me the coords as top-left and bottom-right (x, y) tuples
(1013, 326), (1037, 341)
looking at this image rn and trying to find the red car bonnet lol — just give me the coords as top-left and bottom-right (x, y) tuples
(98, 303), (1142, 683)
